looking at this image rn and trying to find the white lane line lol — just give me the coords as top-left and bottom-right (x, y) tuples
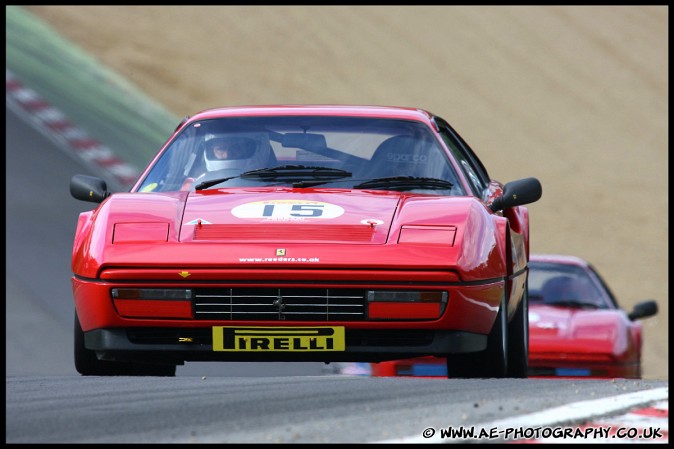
(376, 386), (668, 444)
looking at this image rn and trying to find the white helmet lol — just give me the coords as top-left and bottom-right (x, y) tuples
(203, 134), (272, 174)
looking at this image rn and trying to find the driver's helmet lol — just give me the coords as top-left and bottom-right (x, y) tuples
(203, 134), (269, 173)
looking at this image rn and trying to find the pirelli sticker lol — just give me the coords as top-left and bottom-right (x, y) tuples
(212, 326), (345, 352)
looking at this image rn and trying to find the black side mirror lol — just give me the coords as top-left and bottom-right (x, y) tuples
(70, 174), (110, 203)
(627, 300), (658, 320)
(490, 177), (542, 212)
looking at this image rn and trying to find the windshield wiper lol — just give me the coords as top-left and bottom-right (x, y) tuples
(194, 165), (353, 190)
(545, 300), (601, 310)
(353, 176), (454, 191)
(240, 165), (352, 182)
(194, 176), (239, 191)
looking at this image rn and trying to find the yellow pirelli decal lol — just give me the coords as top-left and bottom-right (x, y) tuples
(212, 326), (345, 352)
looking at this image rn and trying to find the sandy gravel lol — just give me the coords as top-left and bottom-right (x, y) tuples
(26, 5), (668, 379)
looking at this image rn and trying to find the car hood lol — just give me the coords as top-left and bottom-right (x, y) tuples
(180, 188), (402, 244)
(528, 304), (631, 356)
(74, 188), (508, 280)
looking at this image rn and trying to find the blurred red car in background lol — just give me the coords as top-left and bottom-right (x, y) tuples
(349, 254), (657, 379)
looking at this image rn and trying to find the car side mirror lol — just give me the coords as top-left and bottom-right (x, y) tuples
(490, 177), (542, 212)
(70, 174), (111, 203)
(627, 300), (658, 320)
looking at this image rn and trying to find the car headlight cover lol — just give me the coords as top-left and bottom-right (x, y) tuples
(367, 290), (448, 319)
(111, 288), (193, 318)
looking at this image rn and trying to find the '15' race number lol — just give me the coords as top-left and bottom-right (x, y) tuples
(232, 200), (344, 219)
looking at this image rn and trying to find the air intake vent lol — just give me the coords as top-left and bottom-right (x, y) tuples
(194, 224), (376, 242)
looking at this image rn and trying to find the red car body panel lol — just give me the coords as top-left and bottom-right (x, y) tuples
(73, 190), (507, 333)
(69, 105), (542, 373)
(528, 305), (641, 378)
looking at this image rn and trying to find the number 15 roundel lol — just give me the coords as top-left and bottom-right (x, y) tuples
(231, 200), (345, 220)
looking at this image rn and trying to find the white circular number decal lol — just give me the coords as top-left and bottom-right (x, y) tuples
(231, 200), (345, 220)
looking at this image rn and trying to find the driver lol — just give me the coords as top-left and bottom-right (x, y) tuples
(203, 135), (264, 174)
(180, 135), (275, 190)
(204, 137), (253, 172)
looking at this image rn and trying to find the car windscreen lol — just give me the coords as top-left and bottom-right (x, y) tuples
(528, 262), (612, 309)
(135, 116), (466, 195)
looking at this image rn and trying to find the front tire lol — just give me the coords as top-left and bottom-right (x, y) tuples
(446, 292), (508, 378)
(74, 312), (176, 377)
(507, 280), (529, 378)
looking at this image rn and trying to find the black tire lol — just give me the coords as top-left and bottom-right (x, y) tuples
(507, 279), (529, 378)
(446, 292), (508, 378)
(74, 312), (176, 377)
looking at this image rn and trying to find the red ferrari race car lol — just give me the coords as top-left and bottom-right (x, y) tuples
(527, 254), (657, 378)
(69, 105), (542, 377)
(361, 254), (658, 378)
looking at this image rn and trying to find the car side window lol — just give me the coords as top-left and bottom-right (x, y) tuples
(435, 118), (491, 199)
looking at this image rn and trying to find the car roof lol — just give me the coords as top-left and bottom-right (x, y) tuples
(529, 253), (592, 269)
(185, 104), (437, 125)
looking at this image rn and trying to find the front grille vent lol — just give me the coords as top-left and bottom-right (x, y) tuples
(194, 224), (376, 242)
(194, 288), (367, 321)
